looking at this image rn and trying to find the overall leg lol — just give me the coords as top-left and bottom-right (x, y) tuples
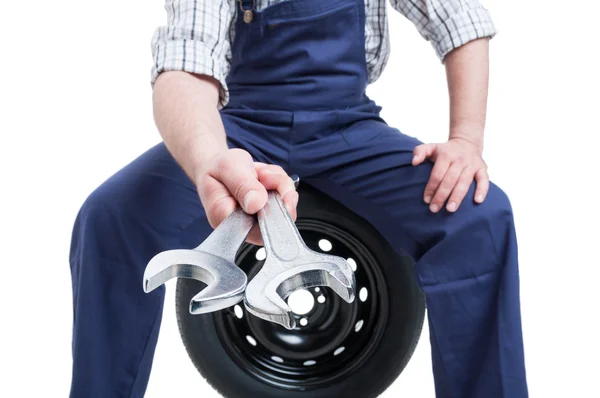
(69, 143), (211, 397)
(68, 112), (283, 397)
(293, 116), (528, 398)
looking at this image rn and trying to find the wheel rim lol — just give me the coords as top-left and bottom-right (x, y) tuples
(213, 218), (389, 391)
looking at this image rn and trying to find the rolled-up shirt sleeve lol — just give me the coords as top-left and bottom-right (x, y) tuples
(151, 0), (233, 108)
(390, 0), (497, 61)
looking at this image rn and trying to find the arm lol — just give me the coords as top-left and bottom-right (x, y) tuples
(153, 71), (227, 183)
(445, 38), (489, 153)
(150, 0), (234, 181)
(150, 1), (297, 243)
(392, 0), (496, 212)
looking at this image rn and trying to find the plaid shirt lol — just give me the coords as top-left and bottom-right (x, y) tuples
(151, 0), (496, 107)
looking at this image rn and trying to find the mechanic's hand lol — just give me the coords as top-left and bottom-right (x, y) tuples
(411, 138), (489, 213)
(196, 148), (298, 245)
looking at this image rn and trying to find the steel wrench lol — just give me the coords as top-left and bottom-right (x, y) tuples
(244, 191), (356, 329)
(143, 208), (254, 314)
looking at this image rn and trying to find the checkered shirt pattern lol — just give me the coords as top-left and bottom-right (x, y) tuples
(151, 0), (496, 107)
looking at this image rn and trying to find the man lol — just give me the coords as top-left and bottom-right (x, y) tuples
(69, 0), (528, 397)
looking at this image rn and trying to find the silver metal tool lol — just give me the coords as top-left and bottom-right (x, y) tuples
(244, 191), (356, 329)
(143, 209), (254, 314)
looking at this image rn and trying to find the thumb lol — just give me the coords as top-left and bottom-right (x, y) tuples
(212, 149), (268, 214)
(412, 143), (436, 166)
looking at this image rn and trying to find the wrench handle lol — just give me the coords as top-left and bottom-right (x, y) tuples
(258, 191), (303, 261)
(197, 208), (256, 262)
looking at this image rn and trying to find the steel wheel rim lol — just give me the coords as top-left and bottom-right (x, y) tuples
(213, 218), (389, 391)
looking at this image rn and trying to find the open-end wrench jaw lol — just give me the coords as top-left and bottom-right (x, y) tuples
(244, 192), (356, 330)
(143, 209), (255, 314)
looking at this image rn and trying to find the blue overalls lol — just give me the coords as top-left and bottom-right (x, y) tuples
(69, 0), (528, 396)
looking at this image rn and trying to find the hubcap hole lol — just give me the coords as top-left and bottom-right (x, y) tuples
(318, 239), (333, 252)
(287, 289), (315, 315)
(347, 257), (357, 271)
(304, 360), (316, 366)
(300, 318), (308, 326)
(334, 346), (346, 356)
(359, 287), (368, 302)
(234, 305), (243, 319)
(317, 295), (326, 304)
(355, 320), (364, 332)
(246, 335), (257, 346)
(271, 356), (284, 363)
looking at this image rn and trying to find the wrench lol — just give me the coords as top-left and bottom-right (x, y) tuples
(143, 208), (254, 314)
(244, 191), (356, 329)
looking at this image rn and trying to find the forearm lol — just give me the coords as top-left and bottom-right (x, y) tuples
(152, 71), (228, 183)
(445, 38), (490, 152)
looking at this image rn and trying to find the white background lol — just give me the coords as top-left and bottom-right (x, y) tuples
(1, 0), (599, 397)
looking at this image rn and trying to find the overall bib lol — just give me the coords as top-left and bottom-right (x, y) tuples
(69, 0), (528, 397)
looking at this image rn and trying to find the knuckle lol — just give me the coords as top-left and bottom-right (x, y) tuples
(268, 164), (287, 175)
(229, 148), (250, 159)
(455, 182), (470, 193)
(215, 153), (233, 172)
(447, 169), (461, 180)
(229, 178), (249, 200)
(430, 172), (444, 183)
(440, 180), (454, 192)
(424, 184), (436, 194)
(225, 149), (252, 169)
(436, 186), (451, 198)
(476, 168), (489, 179)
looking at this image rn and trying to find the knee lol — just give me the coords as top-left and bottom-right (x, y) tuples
(478, 182), (514, 221)
(466, 181), (516, 259)
(70, 178), (138, 260)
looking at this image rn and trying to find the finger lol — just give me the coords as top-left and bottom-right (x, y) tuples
(212, 149), (268, 214)
(257, 167), (298, 221)
(412, 143), (436, 166)
(474, 167), (490, 203)
(198, 176), (239, 229)
(249, 163), (296, 245)
(253, 162), (277, 172)
(446, 167), (475, 212)
(430, 162), (464, 213)
(423, 155), (450, 205)
(199, 177), (264, 245)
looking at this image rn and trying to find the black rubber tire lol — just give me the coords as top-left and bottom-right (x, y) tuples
(175, 184), (426, 398)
